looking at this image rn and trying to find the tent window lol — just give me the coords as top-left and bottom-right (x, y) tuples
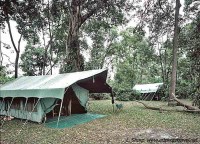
(10, 98), (21, 110)
(25, 98), (38, 112)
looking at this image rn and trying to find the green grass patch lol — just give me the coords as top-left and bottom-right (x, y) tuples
(1, 100), (200, 144)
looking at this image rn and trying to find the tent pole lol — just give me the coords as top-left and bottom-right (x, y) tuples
(151, 92), (157, 101)
(68, 98), (71, 116)
(145, 93), (149, 100)
(142, 93), (146, 100)
(56, 87), (69, 127)
(25, 98), (40, 121)
(7, 97), (14, 116)
(17, 98), (40, 135)
(56, 99), (64, 128)
(21, 98), (28, 121)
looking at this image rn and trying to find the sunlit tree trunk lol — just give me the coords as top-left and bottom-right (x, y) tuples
(169, 0), (181, 104)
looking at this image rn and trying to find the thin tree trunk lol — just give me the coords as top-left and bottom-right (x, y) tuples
(0, 27), (2, 66)
(169, 0), (181, 103)
(7, 18), (22, 78)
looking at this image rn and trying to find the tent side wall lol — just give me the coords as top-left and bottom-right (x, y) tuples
(0, 100), (43, 122)
(0, 98), (58, 123)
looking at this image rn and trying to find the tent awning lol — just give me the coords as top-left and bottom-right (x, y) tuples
(0, 69), (109, 99)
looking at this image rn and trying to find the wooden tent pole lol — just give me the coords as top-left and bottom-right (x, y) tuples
(17, 98), (40, 135)
(21, 98), (28, 121)
(56, 99), (64, 128)
(7, 97), (14, 116)
(150, 92), (157, 101)
(68, 97), (71, 116)
(56, 87), (69, 128)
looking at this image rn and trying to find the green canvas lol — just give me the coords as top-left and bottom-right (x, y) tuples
(0, 69), (111, 123)
(45, 113), (106, 128)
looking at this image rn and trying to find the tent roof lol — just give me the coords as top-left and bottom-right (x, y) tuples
(0, 69), (108, 99)
(133, 83), (163, 93)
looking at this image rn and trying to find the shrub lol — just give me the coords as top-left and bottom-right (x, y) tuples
(115, 90), (141, 101)
(89, 93), (111, 100)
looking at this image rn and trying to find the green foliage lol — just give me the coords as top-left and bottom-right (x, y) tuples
(177, 13), (200, 106)
(20, 44), (50, 76)
(115, 90), (141, 101)
(89, 93), (111, 100)
(0, 66), (14, 85)
(111, 27), (161, 92)
(85, 27), (118, 70)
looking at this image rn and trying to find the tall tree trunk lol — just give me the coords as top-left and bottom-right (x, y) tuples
(61, 0), (107, 73)
(169, 0), (181, 103)
(63, 0), (84, 73)
(7, 17), (22, 78)
(14, 52), (19, 78)
(0, 27), (2, 66)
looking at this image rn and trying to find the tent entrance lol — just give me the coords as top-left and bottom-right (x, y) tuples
(63, 87), (87, 115)
(45, 87), (87, 119)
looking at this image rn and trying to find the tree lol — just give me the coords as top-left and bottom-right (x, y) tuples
(168, 0), (181, 103)
(110, 28), (159, 91)
(61, 0), (135, 73)
(0, 65), (14, 84)
(1, 0), (41, 78)
(20, 44), (51, 76)
(85, 26), (118, 70)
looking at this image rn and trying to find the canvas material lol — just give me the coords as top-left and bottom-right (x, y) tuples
(133, 83), (163, 93)
(72, 84), (89, 108)
(0, 86), (89, 123)
(0, 69), (106, 98)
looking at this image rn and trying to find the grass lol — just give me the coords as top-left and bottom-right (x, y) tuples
(1, 100), (200, 144)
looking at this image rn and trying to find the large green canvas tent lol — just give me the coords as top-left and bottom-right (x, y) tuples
(0, 69), (113, 123)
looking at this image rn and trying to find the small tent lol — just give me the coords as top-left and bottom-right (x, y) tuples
(0, 69), (113, 123)
(133, 83), (163, 100)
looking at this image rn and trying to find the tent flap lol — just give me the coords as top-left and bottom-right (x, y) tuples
(40, 98), (58, 114)
(72, 84), (89, 108)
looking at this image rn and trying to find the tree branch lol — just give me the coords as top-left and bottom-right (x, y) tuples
(17, 34), (22, 52)
(158, 0), (166, 13)
(2, 53), (14, 64)
(81, 0), (109, 25)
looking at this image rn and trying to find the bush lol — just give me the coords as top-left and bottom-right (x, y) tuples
(89, 93), (111, 100)
(116, 93), (130, 101)
(115, 90), (141, 101)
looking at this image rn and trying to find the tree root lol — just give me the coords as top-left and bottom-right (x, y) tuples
(135, 93), (200, 114)
(171, 93), (199, 110)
